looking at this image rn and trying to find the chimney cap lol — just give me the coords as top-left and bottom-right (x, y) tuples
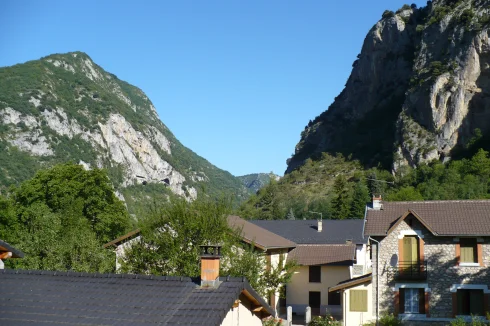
(200, 245), (222, 258)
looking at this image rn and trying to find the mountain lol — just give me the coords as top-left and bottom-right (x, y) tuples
(237, 173), (280, 193)
(0, 52), (249, 213)
(287, 0), (490, 174)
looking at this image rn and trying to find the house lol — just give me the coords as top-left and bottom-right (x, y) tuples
(350, 197), (490, 324)
(248, 218), (369, 317)
(0, 239), (24, 269)
(105, 216), (369, 318)
(227, 215), (297, 313)
(329, 273), (373, 326)
(0, 245), (274, 326)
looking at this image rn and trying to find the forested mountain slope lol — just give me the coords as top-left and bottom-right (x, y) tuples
(0, 52), (249, 213)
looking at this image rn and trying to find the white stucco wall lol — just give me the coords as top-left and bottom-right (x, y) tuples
(115, 236), (141, 271)
(342, 282), (375, 326)
(286, 265), (351, 314)
(220, 295), (264, 326)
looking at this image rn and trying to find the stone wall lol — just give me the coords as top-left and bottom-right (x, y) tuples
(374, 216), (490, 319)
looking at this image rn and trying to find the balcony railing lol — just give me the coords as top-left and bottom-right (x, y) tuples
(387, 261), (428, 281)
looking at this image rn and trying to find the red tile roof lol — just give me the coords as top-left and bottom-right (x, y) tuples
(286, 244), (356, 265)
(365, 200), (490, 236)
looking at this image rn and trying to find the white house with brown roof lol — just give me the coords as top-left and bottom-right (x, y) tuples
(244, 218), (369, 317)
(347, 197), (490, 325)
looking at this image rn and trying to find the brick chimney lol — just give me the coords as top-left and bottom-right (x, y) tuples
(200, 245), (221, 287)
(372, 195), (383, 210)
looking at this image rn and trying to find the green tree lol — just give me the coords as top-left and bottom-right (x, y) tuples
(350, 181), (370, 218)
(0, 163), (130, 272)
(331, 175), (351, 219)
(120, 196), (296, 298)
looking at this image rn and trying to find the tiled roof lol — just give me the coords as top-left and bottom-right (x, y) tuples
(0, 240), (24, 258)
(249, 219), (366, 244)
(227, 216), (296, 250)
(286, 244), (356, 266)
(364, 200), (490, 236)
(0, 269), (273, 325)
(329, 273), (372, 292)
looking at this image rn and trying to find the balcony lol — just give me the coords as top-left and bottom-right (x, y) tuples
(387, 261), (428, 281)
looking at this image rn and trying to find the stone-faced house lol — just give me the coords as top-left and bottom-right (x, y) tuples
(364, 198), (490, 322)
(0, 245), (274, 326)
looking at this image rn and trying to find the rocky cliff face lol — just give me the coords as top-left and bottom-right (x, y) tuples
(0, 52), (247, 203)
(287, 0), (490, 173)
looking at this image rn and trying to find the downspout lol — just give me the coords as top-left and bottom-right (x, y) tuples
(344, 290), (347, 326)
(369, 236), (380, 326)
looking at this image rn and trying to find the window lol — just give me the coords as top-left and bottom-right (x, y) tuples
(399, 288), (425, 314)
(309, 266), (321, 283)
(460, 238), (477, 263)
(350, 290), (367, 312)
(328, 291), (341, 305)
(309, 291), (321, 309)
(457, 289), (484, 315)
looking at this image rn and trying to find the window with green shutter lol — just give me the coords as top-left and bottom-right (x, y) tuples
(460, 239), (477, 263)
(350, 290), (368, 312)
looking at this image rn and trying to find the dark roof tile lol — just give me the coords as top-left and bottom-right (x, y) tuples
(250, 219), (366, 244)
(0, 269), (273, 325)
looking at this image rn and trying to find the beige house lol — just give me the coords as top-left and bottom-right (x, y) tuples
(246, 218), (369, 317)
(329, 274), (374, 326)
(359, 197), (490, 324)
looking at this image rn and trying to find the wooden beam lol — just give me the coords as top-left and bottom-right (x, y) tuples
(252, 306), (263, 312)
(0, 252), (12, 259)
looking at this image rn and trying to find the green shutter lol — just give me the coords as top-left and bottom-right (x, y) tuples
(469, 290), (484, 315)
(350, 290), (368, 312)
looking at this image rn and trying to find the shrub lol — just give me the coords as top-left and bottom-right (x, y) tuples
(450, 317), (467, 326)
(382, 10), (395, 19)
(262, 316), (283, 326)
(379, 313), (402, 326)
(309, 314), (342, 326)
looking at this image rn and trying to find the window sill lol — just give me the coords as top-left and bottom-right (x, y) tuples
(459, 263), (480, 267)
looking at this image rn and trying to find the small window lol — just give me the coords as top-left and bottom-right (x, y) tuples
(328, 291), (341, 305)
(457, 289), (484, 315)
(399, 288), (425, 314)
(350, 290), (367, 312)
(460, 238), (477, 263)
(309, 266), (321, 283)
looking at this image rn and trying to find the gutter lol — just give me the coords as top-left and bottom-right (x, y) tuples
(369, 236), (380, 326)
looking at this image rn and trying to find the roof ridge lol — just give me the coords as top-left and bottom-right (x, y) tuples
(381, 199), (490, 205)
(1, 269), (195, 282)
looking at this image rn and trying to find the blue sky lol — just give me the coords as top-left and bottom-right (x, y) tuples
(0, 0), (426, 176)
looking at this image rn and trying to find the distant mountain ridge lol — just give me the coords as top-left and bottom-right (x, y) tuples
(0, 52), (249, 212)
(237, 173), (280, 193)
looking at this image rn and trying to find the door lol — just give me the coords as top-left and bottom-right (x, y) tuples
(402, 236), (419, 277)
(309, 291), (321, 309)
